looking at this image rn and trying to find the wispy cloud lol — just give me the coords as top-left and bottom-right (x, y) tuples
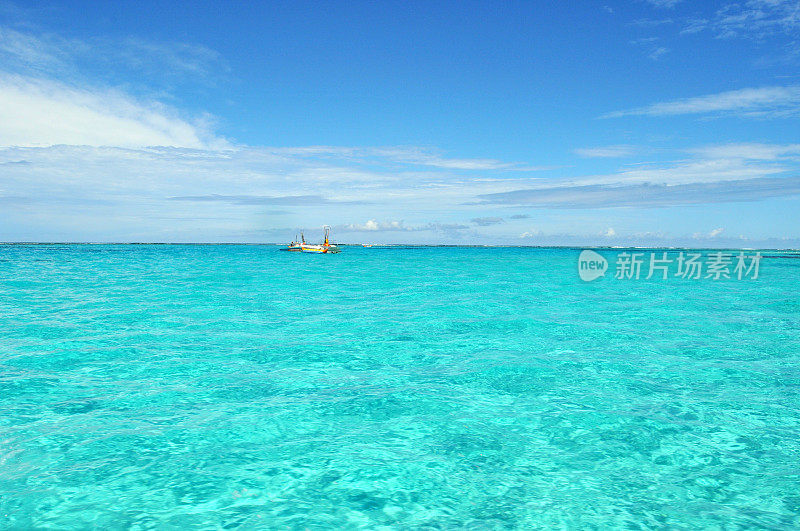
(688, 142), (800, 160)
(168, 194), (368, 205)
(476, 176), (800, 209)
(692, 227), (725, 239)
(0, 74), (225, 149)
(113, 37), (225, 80)
(0, 26), (225, 86)
(512, 227), (796, 248)
(701, 0), (800, 39)
(628, 35), (670, 61)
(0, 22), (232, 151)
(473, 143), (800, 208)
(249, 145), (542, 171)
(644, 0), (682, 8)
(681, 18), (709, 35)
(628, 18), (674, 27)
(603, 86), (800, 118)
(335, 220), (469, 233)
(574, 145), (637, 158)
(520, 229), (543, 238)
(470, 217), (504, 226)
(648, 46), (669, 60)
(368, 147), (542, 171)
(337, 220), (407, 232)
(378, 148), (518, 170)
(0, 26), (78, 74)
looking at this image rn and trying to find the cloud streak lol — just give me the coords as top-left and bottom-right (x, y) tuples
(470, 217), (504, 226)
(334, 220), (470, 233)
(376, 148), (526, 170)
(0, 26), (225, 86)
(604, 86), (800, 118)
(168, 194), (368, 205)
(475, 176), (800, 209)
(692, 0), (800, 39)
(644, 0), (682, 8)
(266, 145), (543, 171)
(688, 143), (800, 160)
(574, 145), (637, 158)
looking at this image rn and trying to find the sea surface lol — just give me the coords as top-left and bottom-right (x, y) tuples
(1, 244), (799, 529)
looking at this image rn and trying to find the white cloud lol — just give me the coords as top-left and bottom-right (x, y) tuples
(342, 220), (405, 231)
(371, 147), (539, 171)
(653, 0), (799, 40)
(648, 46), (669, 60)
(628, 35), (670, 61)
(629, 19), (674, 27)
(520, 229), (543, 238)
(391, 154), (513, 170)
(603, 157), (786, 185)
(574, 145), (637, 158)
(560, 150), (789, 188)
(113, 37), (225, 79)
(0, 74), (226, 149)
(470, 217), (504, 226)
(335, 220), (469, 234)
(681, 18), (709, 34)
(604, 86), (800, 118)
(689, 143), (800, 160)
(252, 145), (547, 172)
(710, 0), (800, 39)
(0, 26), (224, 84)
(0, 26), (77, 73)
(604, 227), (616, 237)
(694, 227), (725, 239)
(645, 0), (682, 8)
(475, 142), (800, 208)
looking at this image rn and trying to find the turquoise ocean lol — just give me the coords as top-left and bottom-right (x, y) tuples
(1, 244), (799, 528)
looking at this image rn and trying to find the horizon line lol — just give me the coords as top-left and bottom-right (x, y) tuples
(2, 242), (799, 252)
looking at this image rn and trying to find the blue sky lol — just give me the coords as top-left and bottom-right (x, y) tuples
(1, 0), (799, 245)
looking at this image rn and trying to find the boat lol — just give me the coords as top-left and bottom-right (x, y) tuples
(285, 226), (341, 253)
(287, 232), (305, 251)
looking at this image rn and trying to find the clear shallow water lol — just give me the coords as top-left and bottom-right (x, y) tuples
(1, 244), (799, 529)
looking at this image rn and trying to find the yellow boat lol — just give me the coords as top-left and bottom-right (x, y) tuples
(285, 226), (340, 253)
(286, 232), (304, 251)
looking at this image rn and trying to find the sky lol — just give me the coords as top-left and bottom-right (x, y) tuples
(1, 0), (799, 246)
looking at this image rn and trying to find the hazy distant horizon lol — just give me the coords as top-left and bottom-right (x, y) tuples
(4, 241), (800, 251)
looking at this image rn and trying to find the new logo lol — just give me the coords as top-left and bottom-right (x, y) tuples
(578, 250), (608, 282)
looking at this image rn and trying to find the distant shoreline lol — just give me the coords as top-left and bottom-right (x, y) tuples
(2, 242), (799, 252)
